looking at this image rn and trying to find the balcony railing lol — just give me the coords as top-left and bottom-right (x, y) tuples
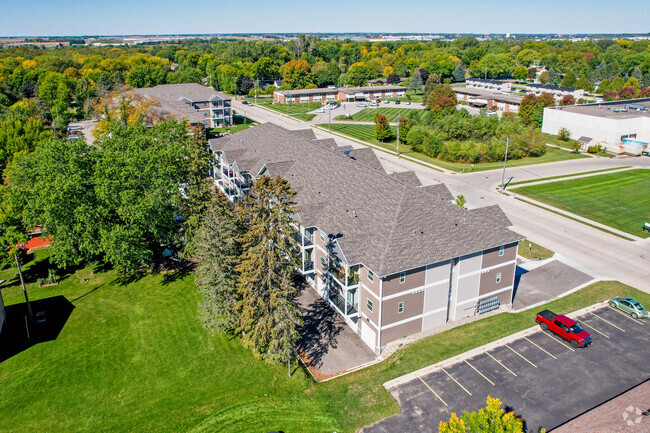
(328, 290), (358, 316)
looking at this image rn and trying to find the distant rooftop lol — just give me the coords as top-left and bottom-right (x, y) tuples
(546, 98), (650, 119)
(275, 85), (405, 96)
(467, 77), (508, 85)
(528, 83), (579, 92)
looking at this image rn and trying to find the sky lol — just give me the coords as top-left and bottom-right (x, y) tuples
(0, 0), (648, 37)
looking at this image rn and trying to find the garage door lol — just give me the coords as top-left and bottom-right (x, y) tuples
(361, 321), (376, 350)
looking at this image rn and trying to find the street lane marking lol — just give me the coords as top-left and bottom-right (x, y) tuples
(442, 368), (472, 395)
(590, 312), (625, 332)
(505, 344), (537, 368)
(465, 360), (495, 386)
(524, 337), (557, 360)
(607, 306), (645, 325)
(419, 377), (447, 406)
(485, 351), (517, 376)
(576, 319), (609, 338)
(540, 330), (575, 352)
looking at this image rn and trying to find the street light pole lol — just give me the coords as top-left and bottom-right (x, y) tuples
(396, 120), (400, 155)
(501, 136), (509, 193)
(328, 108), (331, 132)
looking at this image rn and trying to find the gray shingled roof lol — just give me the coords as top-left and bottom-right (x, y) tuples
(210, 123), (522, 276)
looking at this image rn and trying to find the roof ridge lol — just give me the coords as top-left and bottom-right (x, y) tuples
(377, 186), (411, 275)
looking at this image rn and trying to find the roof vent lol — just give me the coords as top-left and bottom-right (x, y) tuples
(463, 218), (467, 224)
(352, 211), (357, 217)
(343, 149), (351, 157)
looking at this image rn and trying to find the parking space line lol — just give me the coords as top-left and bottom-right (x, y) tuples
(540, 330), (575, 352)
(607, 306), (645, 325)
(576, 319), (609, 338)
(419, 377), (447, 407)
(464, 360), (495, 386)
(590, 312), (626, 332)
(485, 351), (517, 376)
(505, 344), (537, 368)
(524, 337), (557, 360)
(442, 368), (472, 395)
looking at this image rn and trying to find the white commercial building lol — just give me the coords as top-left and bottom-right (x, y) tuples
(466, 78), (512, 93)
(527, 84), (584, 100)
(541, 99), (650, 155)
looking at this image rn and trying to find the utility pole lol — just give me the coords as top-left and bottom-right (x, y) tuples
(396, 120), (400, 155)
(501, 137), (509, 193)
(254, 79), (258, 105)
(328, 107), (331, 132)
(234, 76), (237, 100)
(15, 253), (33, 321)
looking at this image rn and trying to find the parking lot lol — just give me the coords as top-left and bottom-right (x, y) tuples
(364, 306), (649, 433)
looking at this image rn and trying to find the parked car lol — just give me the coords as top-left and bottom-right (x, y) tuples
(609, 297), (647, 319)
(486, 110), (497, 117)
(315, 108), (325, 113)
(536, 310), (592, 348)
(406, 101), (411, 105)
(383, 99), (389, 104)
(395, 99), (401, 105)
(369, 101), (378, 107)
(642, 148), (650, 156)
(357, 103), (367, 107)
(242, 101), (250, 105)
(375, 99), (381, 104)
(329, 102), (340, 109)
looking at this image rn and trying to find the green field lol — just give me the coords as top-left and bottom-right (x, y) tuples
(509, 167), (633, 186)
(514, 169), (650, 238)
(0, 249), (646, 432)
(265, 102), (323, 117)
(321, 124), (588, 173)
(348, 107), (422, 123)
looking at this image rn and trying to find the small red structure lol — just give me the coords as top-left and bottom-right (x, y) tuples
(20, 227), (51, 251)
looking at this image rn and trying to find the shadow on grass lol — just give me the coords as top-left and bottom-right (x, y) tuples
(0, 295), (74, 363)
(157, 260), (195, 286)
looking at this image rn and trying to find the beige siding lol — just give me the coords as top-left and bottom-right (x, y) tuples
(479, 263), (515, 296)
(456, 273), (480, 304)
(454, 301), (476, 320)
(361, 265), (380, 298)
(481, 242), (517, 268)
(381, 318), (423, 345)
(383, 266), (426, 296)
(423, 281), (448, 313)
(426, 261), (450, 285)
(422, 309), (447, 330)
(360, 285), (379, 326)
(381, 291), (424, 326)
(459, 252), (482, 274)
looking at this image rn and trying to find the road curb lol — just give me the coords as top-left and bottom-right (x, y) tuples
(383, 300), (609, 390)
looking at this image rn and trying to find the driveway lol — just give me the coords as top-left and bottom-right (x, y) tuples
(513, 260), (595, 311)
(297, 286), (376, 380)
(363, 306), (649, 432)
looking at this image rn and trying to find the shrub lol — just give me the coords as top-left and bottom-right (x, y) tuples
(587, 144), (602, 154)
(558, 127), (570, 141)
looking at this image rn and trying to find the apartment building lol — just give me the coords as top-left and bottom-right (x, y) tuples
(526, 83), (584, 100)
(209, 123), (523, 354)
(273, 85), (406, 104)
(132, 83), (232, 128)
(466, 78), (512, 93)
(454, 88), (522, 112)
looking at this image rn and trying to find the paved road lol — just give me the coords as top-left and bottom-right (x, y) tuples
(364, 306), (650, 432)
(231, 99), (650, 293)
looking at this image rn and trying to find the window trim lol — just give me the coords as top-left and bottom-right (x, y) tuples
(367, 269), (374, 282)
(499, 246), (505, 256)
(398, 301), (404, 314)
(320, 230), (326, 242)
(366, 298), (373, 312)
(496, 272), (502, 283)
(399, 272), (406, 284)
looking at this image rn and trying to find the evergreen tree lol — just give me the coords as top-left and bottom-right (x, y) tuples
(632, 66), (643, 83)
(576, 75), (593, 92)
(453, 63), (466, 82)
(408, 70), (423, 94)
(234, 175), (302, 363)
(422, 73), (441, 101)
(192, 190), (240, 332)
(375, 114), (393, 142)
(548, 68), (560, 86)
(560, 70), (577, 88)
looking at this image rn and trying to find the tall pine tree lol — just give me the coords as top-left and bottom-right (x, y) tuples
(192, 190), (240, 332)
(234, 175), (302, 363)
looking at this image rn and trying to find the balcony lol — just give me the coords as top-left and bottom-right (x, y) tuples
(328, 290), (358, 317)
(291, 231), (313, 248)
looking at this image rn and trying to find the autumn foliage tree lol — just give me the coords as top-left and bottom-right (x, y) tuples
(280, 59), (312, 89)
(375, 114), (392, 142)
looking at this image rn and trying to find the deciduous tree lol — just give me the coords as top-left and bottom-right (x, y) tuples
(438, 396), (524, 433)
(375, 114), (392, 142)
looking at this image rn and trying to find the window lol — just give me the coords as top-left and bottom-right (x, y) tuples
(320, 230), (326, 242)
(399, 272), (406, 284)
(398, 302), (404, 314)
(496, 272), (502, 283)
(367, 269), (374, 282)
(320, 257), (326, 265)
(499, 246), (504, 256)
(366, 299), (373, 312)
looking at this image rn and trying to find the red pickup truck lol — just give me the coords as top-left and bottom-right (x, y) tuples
(536, 310), (592, 348)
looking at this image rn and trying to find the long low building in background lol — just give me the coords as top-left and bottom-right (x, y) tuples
(527, 83), (584, 100)
(454, 87), (522, 112)
(208, 123), (523, 354)
(466, 77), (512, 93)
(273, 85), (406, 104)
(542, 98), (650, 154)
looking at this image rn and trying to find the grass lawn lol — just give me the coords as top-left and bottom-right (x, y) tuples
(321, 124), (588, 173)
(292, 114), (316, 121)
(2, 250), (647, 433)
(513, 169), (650, 239)
(265, 102), (323, 116)
(509, 166), (633, 186)
(518, 240), (554, 260)
(392, 90), (424, 103)
(346, 107), (422, 123)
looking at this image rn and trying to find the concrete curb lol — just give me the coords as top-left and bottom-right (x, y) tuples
(383, 300), (609, 390)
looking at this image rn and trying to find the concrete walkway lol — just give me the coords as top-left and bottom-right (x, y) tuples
(297, 286), (376, 381)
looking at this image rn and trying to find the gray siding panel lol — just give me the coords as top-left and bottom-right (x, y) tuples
(381, 318), (423, 345)
(459, 251), (482, 274)
(360, 285), (380, 325)
(426, 261), (450, 285)
(481, 242), (517, 269)
(456, 273), (480, 304)
(422, 310), (446, 331)
(424, 282), (448, 313)
(382, 291), (424, 326)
